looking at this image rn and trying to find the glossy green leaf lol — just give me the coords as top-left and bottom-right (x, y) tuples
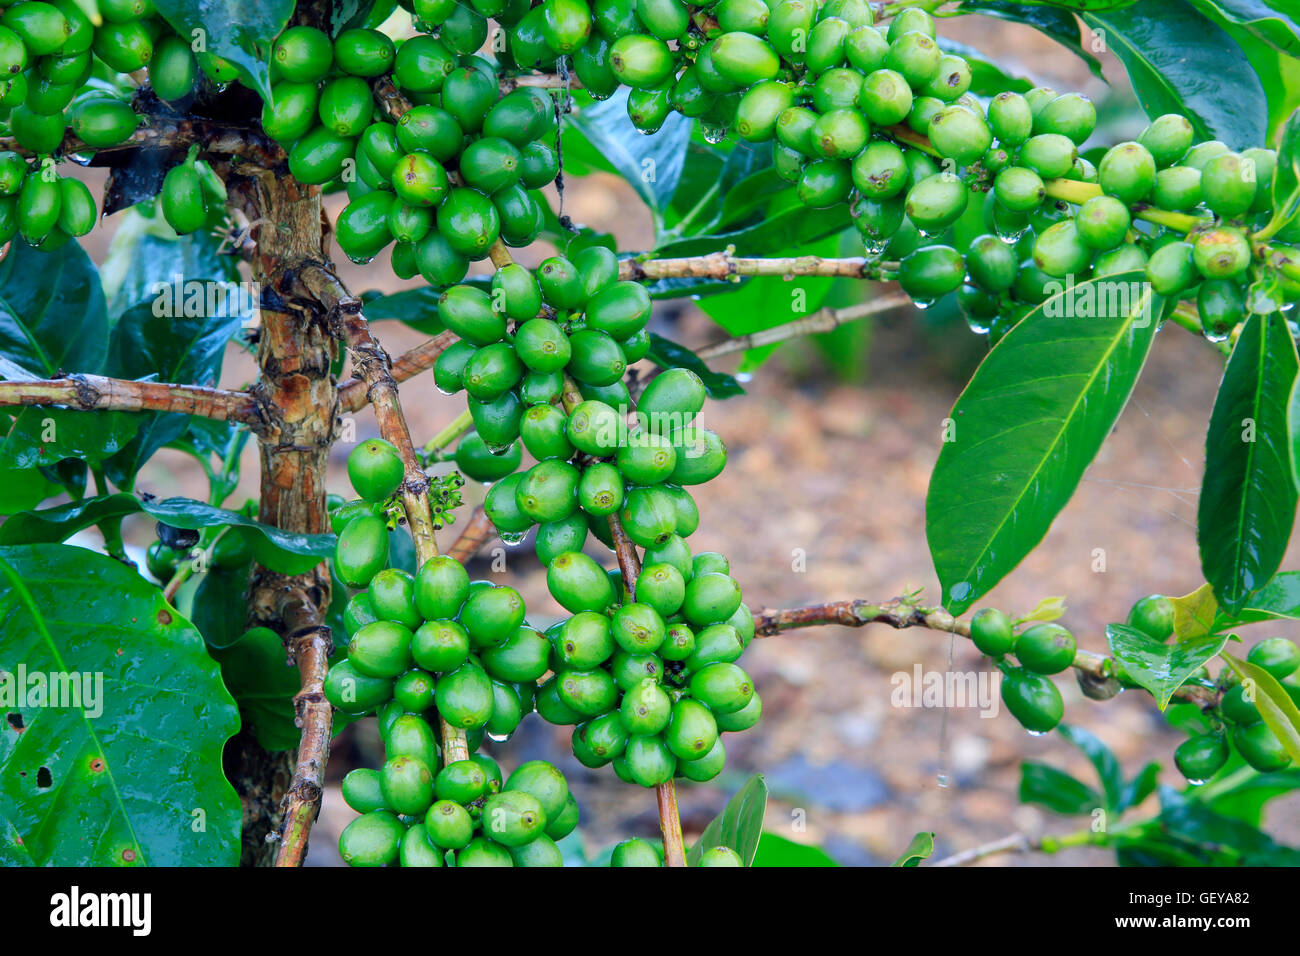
(645, 334), (744, 399)
(686, 773), (767, 866)
(0, 494), (334, 572)
(1157, 795), (1300, 865)
(1273, 108), (1300, 216)
(101, 209), (246, 321)
(1059, 724), (1123, 813)
(1081, 4), (1266, 148)
(927, 272), (1161, 614)
(1019, 762), (1101, 814)
(189, 566), (252, 652)
(1120, 762), (1160, 812)
(565, 89), (692, 220)
(361, 286), (444, 335)
(1198, 313), (1299, 614)
(0, 239), (107, 378)
(1168, 583), (1219, 640)
(1208, 769), (1300, 826)
(209, 627), (301, 752)
(0, 465), (58, 514)
(1222, 650), (1300, 764)
(1229, 570), (1300, 623)
(957, 2), (1105, 79)
(751, 832), (839, 867)
(152, 0), (293, 102)
(890, 831), (934, 867)
(1187, 0), (1300, 57)
(653, 200), (850, 259)
(0, 544), (241, 865)
(1105, 623), (1228, 709)
(0, 408), (141, 470)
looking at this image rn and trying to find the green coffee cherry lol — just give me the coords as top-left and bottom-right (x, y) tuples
(1000, 667), (1063, 733)
(482, 789), (547, 846)
(349, 621), (414, 679)
(342, 768), (387, 814)
(698, 846), (744, 866)
(436, 662), (495, 728)
(898, 244), (964, 300)
(453, 432), (521, 483)
(970, 607), (1014, 657)
(966, 234), (1018, 292)
(905, 173), (968, 232)
(858, 68), (912, 125)
(1247, 638), (1300, 680)
(369, 569), (419, 629)
(1192, 227), (1251, 279)
(505, 760), (570, 822)
(435, 759), (491, 804)
(1014, 623), (1076, 675)
(1152, 165), (1202, 211)
(1098, 141), (1156, 204)
(381, 754), (434, 815)
(1200, 152), (1256, 218)
(1233, 722), (1291, 772)
(623, 733), (677, 786)
(1019, 134), (1077, 180)
(737, 79), (795, 143)
(636, 562), (687, 618)
(689, 661), (754, 714)
(548, 550), (618, 613)
(1126, 594), (1175, 641)
(334, 513), (389, 587)
(714, 691), (762, 732)
(1032, 221), (1092, 278)
(324, 659), (393, 714)
(1197, 279), (1245, 337)
(994, 166), (1046, 213)
(394, 669), (436, 713)
(339, 810), (404, 866)
(612, 837), (662, 866)
(457, 836), (514, 866)
(348, 438), (404, 503)
(411, 620), (470, 673)
(1138, 113), (1194, 168)
(610, 32), (674, 88)
(481, 626), (551, 683)
(1145, 240), (1196, 296)
(927, 106), (990, 166)
(1032, 93), (1095, 145)
(1174, 733), (1229, 783)
(1221, 683), (1261, 725)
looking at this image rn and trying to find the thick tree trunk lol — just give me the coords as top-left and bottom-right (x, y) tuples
(226, 172), (339, 866)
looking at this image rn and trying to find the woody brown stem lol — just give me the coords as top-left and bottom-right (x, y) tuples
(0, 375), (260, 423)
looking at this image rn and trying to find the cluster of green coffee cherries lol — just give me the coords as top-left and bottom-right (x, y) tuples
(426, 254), (758, 788)
(1111, 596), (1297, 782)
(973, 591), (1300, 781)
(0, 0), (184, 247)
(325, 437), (579, 865)
(521, 0), (1298, 339)
(252, 16), (563, 273)
(1177, 635), (1300, 784)
(968, 605), (1076, 735)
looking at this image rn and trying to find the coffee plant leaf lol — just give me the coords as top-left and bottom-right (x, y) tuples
(927, 272), (1160, 616)
(890, 831), (934, 867)
(1198, 313), (1299, 614)
(1059, 724), (1123, 813)
(1225, 570), (1300, 625)
(0, 239), (107, 379)
(1156, 789), (1300, 865)
(152, 0), (294, 103)
(0, 544), (241, 866)
(645, 334), (745, 398)
(1019, 762), (1101, 815)
(208, 626), (304, 752)
(1208, 769), (1300, 826)
(565, 89), (692, 223)
(1187, 0), (1300, 57)
(751, 832), (839, 867)
(141, 497), (334, 575)
(0, 493), (141, 546)
(101, 300), (246, 487)
(1105, 623), (1228, 709)
(958, 2), (1105, 78)
(1119, 762), (1161, 812)
(0, 408), (142, 470)
(686, 772), (767, 866)
(1081, 3), (1266, 148)
(1168, 583), (1219, 640)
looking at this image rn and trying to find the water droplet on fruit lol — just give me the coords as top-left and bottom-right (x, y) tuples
(499, 530), (528, 546)
(347, 253), (376, 265)
(1185, 776), (1206, 786)
(487, 731), (512, 743)
(1026, 729), (1046, 737)
(860, 237), (888, 256)
(995, 224), (1027, 243)
(912, 297), (935, 310)
(701, 123), (727, 145)
(965, 316), (990, 335)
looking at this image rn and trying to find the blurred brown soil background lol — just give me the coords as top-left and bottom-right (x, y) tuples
(64, 13), (1300, 865)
